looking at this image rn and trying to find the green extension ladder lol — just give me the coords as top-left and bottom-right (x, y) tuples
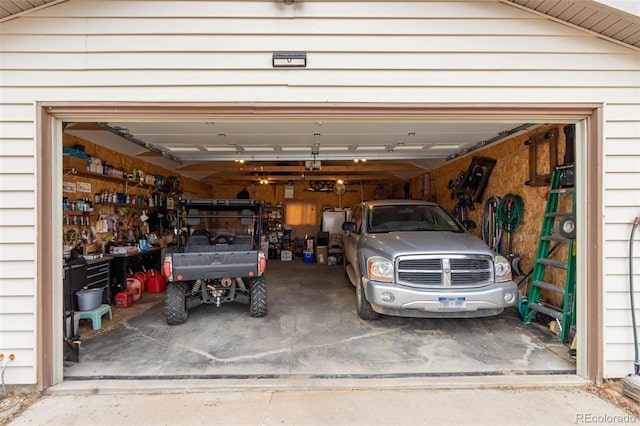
(523, 165), (576, 343)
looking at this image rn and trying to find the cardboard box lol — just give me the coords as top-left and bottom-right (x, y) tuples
(63, 154), (88, 171)
(281, 250), (292, 261)
(316, 246), (328, 265)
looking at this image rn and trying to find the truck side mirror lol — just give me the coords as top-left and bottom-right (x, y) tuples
(342, 222), (357, 232)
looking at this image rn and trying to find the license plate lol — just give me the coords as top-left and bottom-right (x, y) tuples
(438, 297), (466, 310)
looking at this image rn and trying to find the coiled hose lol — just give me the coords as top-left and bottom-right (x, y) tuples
(483, 196), (502, 251)
(496, 194), (524, 234)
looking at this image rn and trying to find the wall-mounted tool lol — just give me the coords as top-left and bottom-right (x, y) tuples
(524, 128), (559, 187)
(448, 156), (497, 205)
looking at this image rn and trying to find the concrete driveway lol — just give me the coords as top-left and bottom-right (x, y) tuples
(7, 376), (639, 426)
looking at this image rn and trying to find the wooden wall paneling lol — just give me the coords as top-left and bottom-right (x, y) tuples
(429, 124), (571, 308)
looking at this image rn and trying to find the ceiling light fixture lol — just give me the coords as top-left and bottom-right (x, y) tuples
(353, 159), (367, 163)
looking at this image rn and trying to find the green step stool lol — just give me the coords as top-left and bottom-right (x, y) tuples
(78, 304), (112, 330)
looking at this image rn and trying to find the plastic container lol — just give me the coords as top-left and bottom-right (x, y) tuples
(126, 277), (143, 301)
(133, 271), (147, 292)
(75, 288), (104, 311)
(65, 311), (80, 338)
(115, 290), (133, 308)
(146, 269), (167, 293)
(303, 251), (315, 263)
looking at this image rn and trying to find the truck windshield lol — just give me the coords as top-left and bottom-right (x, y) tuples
(368, 205), (464, 233)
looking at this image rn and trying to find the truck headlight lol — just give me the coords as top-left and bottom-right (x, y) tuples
(494, 255), (512, 282)
(368, 256), (394, 282)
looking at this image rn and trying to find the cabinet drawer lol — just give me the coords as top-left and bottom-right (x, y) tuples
(85, 260), (110, 286)
(86, 263), (109, 273)
(86, 269), (109, 286)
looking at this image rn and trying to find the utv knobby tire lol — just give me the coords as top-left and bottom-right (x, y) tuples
(249, 276), (267, 317)
(356, 280), (380, 320)
(165, 282), (188, 325)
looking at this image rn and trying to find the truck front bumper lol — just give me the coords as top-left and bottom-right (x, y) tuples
(363, 278), (518, 318)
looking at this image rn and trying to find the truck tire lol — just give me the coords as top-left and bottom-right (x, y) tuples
(165, 282), (188, 325)
(249, 276), (267, 317)
(356, 280), (380, 320)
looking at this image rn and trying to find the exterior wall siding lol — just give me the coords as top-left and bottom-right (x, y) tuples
(0, 0), (639, 382)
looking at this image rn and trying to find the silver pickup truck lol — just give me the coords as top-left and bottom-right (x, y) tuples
(342, 199), (517, 320)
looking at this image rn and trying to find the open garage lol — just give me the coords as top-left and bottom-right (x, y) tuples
(0, 0), (638, 391)
(55, 107), (583, 381)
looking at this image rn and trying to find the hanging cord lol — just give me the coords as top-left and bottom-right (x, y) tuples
(630, 216), (640, 375)
(1, 353), (14, 395)
(496, 194), (524, 234)
(452, 202), (465, 222)
(483, 196), (502, 251)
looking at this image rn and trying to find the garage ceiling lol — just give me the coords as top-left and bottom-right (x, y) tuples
(65, 120), (535, 185)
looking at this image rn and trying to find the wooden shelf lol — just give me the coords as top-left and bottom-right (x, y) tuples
(63, 210), (97, 216)
(65, 168), (157, 190)
(95, 202), (150, 208)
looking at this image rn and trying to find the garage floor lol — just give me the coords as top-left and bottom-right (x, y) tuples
(64, 259), (575, 379)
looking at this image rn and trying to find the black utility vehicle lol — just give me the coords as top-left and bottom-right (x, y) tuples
(162, 199), (267, 325)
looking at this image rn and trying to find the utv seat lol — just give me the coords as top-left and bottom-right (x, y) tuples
(186, 230), (211, 246)
(232, 234), (252, 245)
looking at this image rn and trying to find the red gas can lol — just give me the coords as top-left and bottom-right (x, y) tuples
(146, 269), (167, 293)
(126, 277), (143, 301)
(133, 271), (147, 292)
(115, 290), (132, 308)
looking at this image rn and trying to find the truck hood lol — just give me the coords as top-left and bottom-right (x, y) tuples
(365, 231), (494, 258)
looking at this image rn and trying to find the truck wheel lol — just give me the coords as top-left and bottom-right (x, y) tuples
(249, 276), (267, 317)
(165, 282), (188, 325)
(356, 280), (380, 320)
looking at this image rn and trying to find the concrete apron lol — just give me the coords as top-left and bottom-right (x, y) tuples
(47, 374), (589, 396)
(61, 259), (577, 393)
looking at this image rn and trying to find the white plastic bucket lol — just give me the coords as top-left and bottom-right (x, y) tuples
(76, 288), (104, 311)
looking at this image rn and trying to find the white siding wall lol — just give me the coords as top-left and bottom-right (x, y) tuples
(0, 0), (638, 382)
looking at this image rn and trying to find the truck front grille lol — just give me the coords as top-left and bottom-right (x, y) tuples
(397, 255), (493, 287)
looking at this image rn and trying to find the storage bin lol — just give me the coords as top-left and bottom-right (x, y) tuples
(76, 288), (104, 311)
(303, 251), (315, 263)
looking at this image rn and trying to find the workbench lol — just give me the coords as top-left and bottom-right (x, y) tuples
(104, 247), (163, 300)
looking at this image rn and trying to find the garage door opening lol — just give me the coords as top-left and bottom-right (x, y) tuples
(37, 102), (602, 387)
